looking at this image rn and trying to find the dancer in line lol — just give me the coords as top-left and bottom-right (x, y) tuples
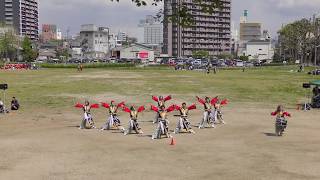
(100, 100), (125, 131)
(75, 100), (99, 129)
(152, 95), (172, 123)
(211, 98), (228, 125)
(122, 105), (145, 135)
(151, 104), (175, 139)
(174, 103), (196, 134)
(196, 96), (218, 128)
(271, 105), (291, 136)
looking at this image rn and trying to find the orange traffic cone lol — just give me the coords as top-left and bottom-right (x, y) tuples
(170, 137), (176, 145)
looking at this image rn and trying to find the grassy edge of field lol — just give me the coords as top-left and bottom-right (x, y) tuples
(0, 65), (319, 111)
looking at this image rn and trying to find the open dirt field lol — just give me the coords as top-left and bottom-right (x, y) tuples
(1, 106), (320, 180)
(0, 67), (319, 180)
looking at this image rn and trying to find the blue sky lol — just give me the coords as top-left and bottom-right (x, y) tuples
(39, 0), (320, 42)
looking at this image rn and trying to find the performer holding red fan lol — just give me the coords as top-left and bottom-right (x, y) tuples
(271, 105), (291, 136)
(211, 97), (228, 125)
(196, 96), (218, 128)
(122, 105), (145, 135)
(151, 104), (175, 139)
(75, 100), (99, 129)
(151, 95), (172, 123)
(174, 103), (197, 134)
(100, 100), (125, 132)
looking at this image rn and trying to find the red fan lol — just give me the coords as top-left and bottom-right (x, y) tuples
(117, 101), (125, 108)
(138, 106), (145, 113)
(175, 104), (181, 110)
(221, 99), (228, 105)
(271, 112), (277, 116)
(166, 105), (176, 113)
(152, 96), (159, 102)
(75, 103), (84, 108)
(101, 102), (110, 108)
(123, 106), (131, 113)
(283, 112), (291, 117)
(90, 104), (99, 109)
(211, 97), (218, 105)
(196, 96), (205, 105)
(151, 105), (159, 112)
(188, 104), (197, 110)
(164, 95), (172, 102)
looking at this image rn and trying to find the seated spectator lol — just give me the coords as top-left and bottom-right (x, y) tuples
(11, 97), (20, 110)
(0, 99), (4, 113)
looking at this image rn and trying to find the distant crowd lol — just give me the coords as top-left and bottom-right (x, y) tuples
(0, 63), (38, 70)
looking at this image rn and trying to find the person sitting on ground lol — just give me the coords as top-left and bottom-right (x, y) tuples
(11, 97), (20, 110)
(0, 98), (4, 113)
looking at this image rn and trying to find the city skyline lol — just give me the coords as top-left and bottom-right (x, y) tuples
(38, 0), (320, 41)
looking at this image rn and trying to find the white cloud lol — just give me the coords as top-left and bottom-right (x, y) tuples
(268, 0), (320, 8)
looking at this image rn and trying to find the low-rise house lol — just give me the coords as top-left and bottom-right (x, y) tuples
(120, 43), (155, 62)
(243, 40), (274, 61)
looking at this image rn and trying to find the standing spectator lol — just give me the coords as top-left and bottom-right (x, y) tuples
(206, 63), (211, 74)
(11, 97), (20, 110)
(77, 63), (81, 72)
(80, 64), (83, 71)
(299, 65), (303, 72)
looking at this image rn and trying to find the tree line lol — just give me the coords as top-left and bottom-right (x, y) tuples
(277, 16), (320, 65)
(0, 24), (37, 62)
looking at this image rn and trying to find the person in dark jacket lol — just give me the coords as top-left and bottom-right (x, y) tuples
(11, 97), (20, 110)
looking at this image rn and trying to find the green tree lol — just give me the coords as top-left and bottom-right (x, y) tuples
(21, 36), (37, 62)
(192, 50), (209, 58)
(56, 48), (70, 61)
(217, 53), (233, 59)
(239, 55), (249, 61)
(0, 24), (19, 61)
(278, 18), (317, 64)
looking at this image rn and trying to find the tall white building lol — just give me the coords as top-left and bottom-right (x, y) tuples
(139, 15), (163, 45)
(0, 0), (39, 40)
(144, 23), (163, 45)
(56, 28), (62, 40)
(163, 0), (231, 57)
(117, 31), (127, 42)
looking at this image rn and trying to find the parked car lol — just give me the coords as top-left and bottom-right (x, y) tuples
(245, 62), (254, 67)
(192, 59), (202, 68)
(308, 69), (320, 75)
(176, 59), (185, 66)
(253, 60), (262, 66)
(210, 60), (219, 67)
(236, 60), (244, 67)
(225, 59), (234, 66)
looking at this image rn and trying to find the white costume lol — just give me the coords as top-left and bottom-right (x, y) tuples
(80, 105), (96, 129)
(101, 103), (125, 131)
(174, 104), (196, 134)
(151, 105), (175, 139)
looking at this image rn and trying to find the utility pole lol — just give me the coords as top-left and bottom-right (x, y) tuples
(315, 45), (320, 66)
(314, 13), (320, 66)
